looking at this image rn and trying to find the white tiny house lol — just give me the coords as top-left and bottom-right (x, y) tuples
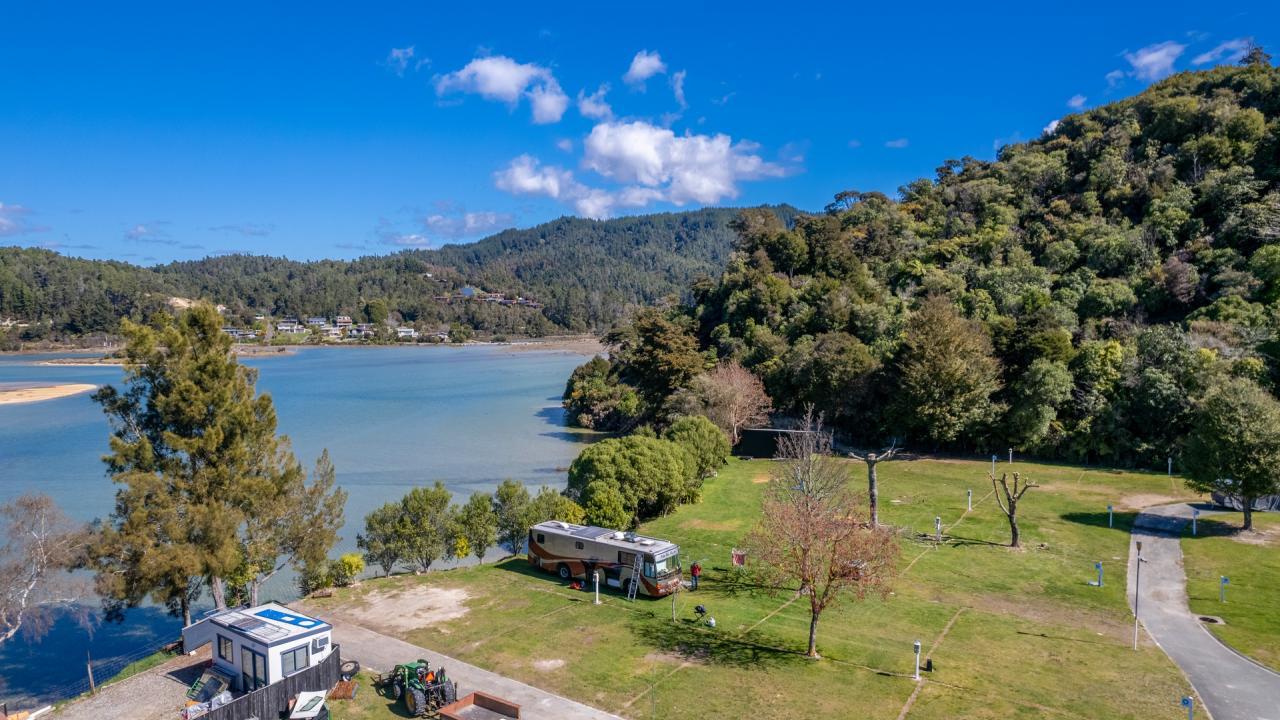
(182, 603), (334, 692)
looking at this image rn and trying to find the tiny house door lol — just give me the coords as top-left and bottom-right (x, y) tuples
(241, 646), (268, 691)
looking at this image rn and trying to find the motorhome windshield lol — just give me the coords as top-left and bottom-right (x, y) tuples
(647, 554), (680, 578)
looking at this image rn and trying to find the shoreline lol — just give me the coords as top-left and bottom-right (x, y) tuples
(0, 383), (98, 405)
(26, 335), (603, 365)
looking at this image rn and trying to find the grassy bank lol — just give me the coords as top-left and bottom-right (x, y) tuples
(312, 457), (1207, 719)
(1182, 512), (1280, 671)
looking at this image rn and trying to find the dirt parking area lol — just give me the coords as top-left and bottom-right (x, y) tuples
(52, 649), (209, 720)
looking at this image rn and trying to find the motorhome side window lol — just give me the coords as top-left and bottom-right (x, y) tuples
(537, 533), (545, 544)
(575, 541), (584, 549)
(643, 560), (656, 578)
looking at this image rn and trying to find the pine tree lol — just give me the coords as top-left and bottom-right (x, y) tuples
(91, 304), (343, 615)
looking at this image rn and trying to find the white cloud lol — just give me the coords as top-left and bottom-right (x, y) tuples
(495, 155), (579, 200)
(583, 120), (788, 206)
(496, 121), (791, 218)
(0, 202), (47, 236)
(671, 70), (688, 109)
(1193, 37), (1253, 66)
(1044, 119), (1061, 135)
(1067, 94), (1087, 110)
(383, 233), (431, 247)
(556, 138), (574, 153)
(124, 222), (176, 245)
(884, 138), (909, 149)
(422, 211), (513, 239)
(577, 84), (613, 120)
(385, 46), (415, 76)
(209, 223), (273, 237)
(623, 50), (667, 88)
(435, 55), (568, 124)
(1124, 41), (1186, 81)
(1105, 69), (1126, 89)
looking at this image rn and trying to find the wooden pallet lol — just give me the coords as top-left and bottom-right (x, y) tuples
(328, 680), (359, 701)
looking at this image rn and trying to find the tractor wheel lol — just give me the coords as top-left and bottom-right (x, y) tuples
(340, 659), (360, 681)
(392, 680), (403, 700)
(409, 687), (428, 717)
(557, 563), (572, 580)
(442, 681), (457, 705)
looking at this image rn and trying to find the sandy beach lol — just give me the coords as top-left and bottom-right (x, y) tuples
(0, 383), (98, 405)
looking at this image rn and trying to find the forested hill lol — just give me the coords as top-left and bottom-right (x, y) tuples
(0, 206), (794, 341)
(568, 52), (1280, 469)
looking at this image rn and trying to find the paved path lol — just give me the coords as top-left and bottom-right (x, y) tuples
(1128, 504), (1280, 720)
(297, 603), (623, 720)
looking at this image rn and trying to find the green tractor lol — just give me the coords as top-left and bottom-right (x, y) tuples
(373, 659), (457, 717)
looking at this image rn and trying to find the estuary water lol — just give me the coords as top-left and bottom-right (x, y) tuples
(0, 345), (593, 705)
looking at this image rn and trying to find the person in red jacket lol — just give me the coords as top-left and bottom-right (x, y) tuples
(690, 561), (702, 590)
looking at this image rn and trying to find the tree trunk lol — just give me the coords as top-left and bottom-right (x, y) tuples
(181, 596), (191, 627)
(867, 462), (879, 528)
(209, 576), (227, 610)
(1243, 500), (1254, 532)
(807, 610), (821, 659)
(249, 581), (260, 607)
(1008, 509), (1020, 548)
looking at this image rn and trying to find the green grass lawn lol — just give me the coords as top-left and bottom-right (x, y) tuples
(313, 457), (1213, 719)
(1182, 511), (1280, 671)
(327, 671), (414, 719)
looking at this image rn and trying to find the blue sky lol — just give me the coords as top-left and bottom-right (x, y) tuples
(1, 1), (1275, 264)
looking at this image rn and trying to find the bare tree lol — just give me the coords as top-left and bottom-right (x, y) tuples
(991, 472), (1038, 548)
(747, 412), (899, 658)
(669, 361), (772, 445)
(1, 494), (92, 645)
(847, 441), (900, 528)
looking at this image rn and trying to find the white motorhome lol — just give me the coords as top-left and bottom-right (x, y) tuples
(527, 521), (682, 597)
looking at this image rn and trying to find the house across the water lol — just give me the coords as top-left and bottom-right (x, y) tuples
(181, 602), (334, 693)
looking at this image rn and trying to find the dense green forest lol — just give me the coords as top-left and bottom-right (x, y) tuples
(0, 207), (791, 342)
(567, 52), (1280, 468)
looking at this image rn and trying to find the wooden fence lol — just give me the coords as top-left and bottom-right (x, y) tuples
(198, 645), (342, 720)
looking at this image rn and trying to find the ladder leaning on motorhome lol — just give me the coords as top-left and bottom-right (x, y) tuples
(625, 554), (643, 600)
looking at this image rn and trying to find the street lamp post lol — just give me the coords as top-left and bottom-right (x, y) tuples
(1108, 504), (1113, 529)
(934, 516), (942, 543)
(966, 489), (972, 511)
(991, 455), (997, 476)
(594, 569), (601, 606)
(1192, 509), (1199, 536)
(913, 640), (921, 680)
(1094, 561), (1104, 587)
(1181, 696), (1194, 719)
(1220, 576), (1229, 603)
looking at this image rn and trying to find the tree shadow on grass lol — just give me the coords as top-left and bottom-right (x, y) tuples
(1183, 516), (1250, 540)
(628, 616), (804, 670)
(1014, 630), (1118, 647)
(700, 570), (792, 600)
(944, 533), (1007, 548)
(1059, 511), (1140, 533)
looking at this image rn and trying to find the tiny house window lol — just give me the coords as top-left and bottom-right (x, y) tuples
(281, 644), (310, 676)
(575, 541), (584, 550)
(217, 634), (233, 662)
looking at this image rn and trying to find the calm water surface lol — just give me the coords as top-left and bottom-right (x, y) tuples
(0, 345), (592, 705)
